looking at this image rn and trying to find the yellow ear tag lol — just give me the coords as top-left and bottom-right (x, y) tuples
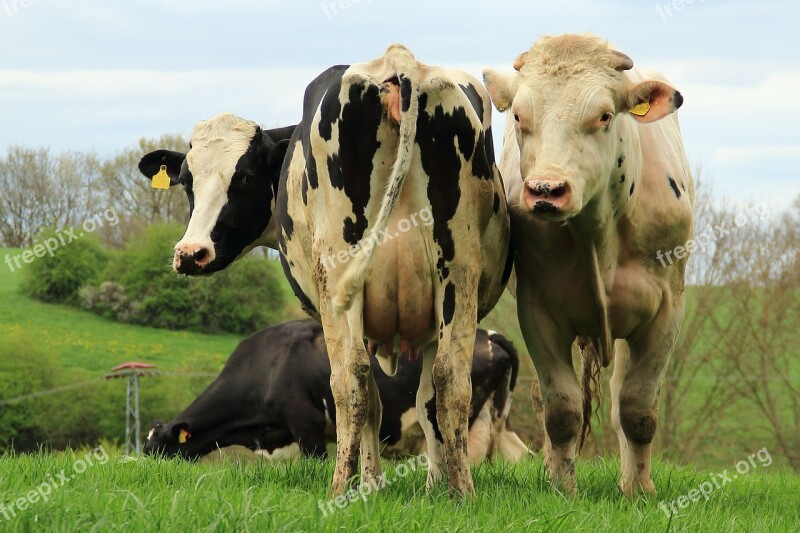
(629, 101), (651, 117)
(151, 165), (171, 190)
(179, 429), (190, 444)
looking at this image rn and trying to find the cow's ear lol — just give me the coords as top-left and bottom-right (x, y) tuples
(138, 150), (185, 186)
(266, 139), (290, 173)
(625, 80), (683, 124)
(172, 423), (191, 444)
(482, 69), (518, 112)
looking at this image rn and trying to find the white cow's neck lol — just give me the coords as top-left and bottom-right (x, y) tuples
(565, 117), (643, 283)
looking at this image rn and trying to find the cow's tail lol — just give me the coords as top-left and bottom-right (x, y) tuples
(488, 332), (520, 391)
(487, 332), (533, 461)
(578, 337), (603, 453)
(333, 44), (420, 314)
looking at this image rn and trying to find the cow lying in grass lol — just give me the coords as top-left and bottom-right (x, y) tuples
(144, 320), (530, 463)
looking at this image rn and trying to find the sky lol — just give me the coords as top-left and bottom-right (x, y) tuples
(1, 0), (798, 208)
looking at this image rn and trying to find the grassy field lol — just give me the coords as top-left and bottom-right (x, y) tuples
(2, 248), (800, 531)
(0, 247), (240, 373)
(0, 452), (796, 532)
(2, 244), (797, 470)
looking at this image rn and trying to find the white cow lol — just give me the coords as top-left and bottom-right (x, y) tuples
(483, 34), (693, 496)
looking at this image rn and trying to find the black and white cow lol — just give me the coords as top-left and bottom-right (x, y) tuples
(276, 45), (511, 496)
(144, 320), (529, 463)
(138, 45), (511, 497)
(138, 116), (295, 274)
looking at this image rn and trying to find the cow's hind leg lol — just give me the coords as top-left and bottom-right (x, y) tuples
(347, 293), (384, 488)
(434, 269), (479, 497)
(417, 342), (445, 490)
(614, 306), (682, 498)
(324, 293), (380, 495)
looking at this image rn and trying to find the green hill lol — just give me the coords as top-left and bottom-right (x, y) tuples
(0, 247), (240, 373)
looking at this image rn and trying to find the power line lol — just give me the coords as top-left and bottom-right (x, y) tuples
(0, 372), (217, 406)
(0, 378), (102, 406)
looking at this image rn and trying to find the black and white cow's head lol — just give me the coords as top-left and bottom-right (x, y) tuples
(143, 419), (196, 459)
(138, 113), (294, 275)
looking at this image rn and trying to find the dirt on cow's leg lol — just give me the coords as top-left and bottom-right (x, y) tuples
(341, 293), (383, 488)
(359, 363), (383, 486)
(417, 343), (444, 490)
(323, 301), (370, 496)
(530, 366), (551, 465)
(616, 307), (682, 498)
(610, 339), (644, 496)
(434, 270), (479, 499)
(517, 281), (581, 495)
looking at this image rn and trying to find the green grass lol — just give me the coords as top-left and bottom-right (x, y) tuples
(0, 247), (240, 373)
(0, 453), (796, 532)
(3, 245), (798, 472)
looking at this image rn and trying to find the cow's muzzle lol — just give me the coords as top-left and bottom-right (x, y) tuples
(523, 178), (571, 215)
(173, 243), (214, 275)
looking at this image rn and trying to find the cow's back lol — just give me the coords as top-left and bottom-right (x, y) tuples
(278, 53), (510, 347)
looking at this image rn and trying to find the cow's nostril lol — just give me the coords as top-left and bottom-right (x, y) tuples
(194, 248), (208, 262)
(526, 184), (544, 197)
(549, 185), (566, 198)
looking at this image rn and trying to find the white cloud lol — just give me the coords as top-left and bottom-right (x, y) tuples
(0, 1), (797, 209)
(0, 68), (319, 151)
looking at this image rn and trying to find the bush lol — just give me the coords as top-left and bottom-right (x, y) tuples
(20, 228), (107, 304)
(101, 223), (289, 334)
(194, 254), (289, 334)
(79, 281), (137, 321)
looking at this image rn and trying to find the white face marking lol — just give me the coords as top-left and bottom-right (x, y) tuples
(176, 113), (259, 252)
(146, 428), (155, 442)
(254, 443), (301, 462)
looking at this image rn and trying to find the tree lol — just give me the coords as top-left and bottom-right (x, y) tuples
(0, 147), (101, 248)
(96, 134), (189, 248)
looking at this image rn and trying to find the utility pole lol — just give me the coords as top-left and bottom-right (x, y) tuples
(106, 362), (157, 455)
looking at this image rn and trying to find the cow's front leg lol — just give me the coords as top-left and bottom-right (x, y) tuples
(434, 269), (479, 498)
(614, 306), (682, 498)
(517, 279), (580, 495)
(417, 342), (444, 490)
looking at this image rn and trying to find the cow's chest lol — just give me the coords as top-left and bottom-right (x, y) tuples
(515, 218), (666, 339)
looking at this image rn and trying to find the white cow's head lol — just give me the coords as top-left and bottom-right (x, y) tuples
(138, 113), (292, 275)
(483, 34), (683, 221)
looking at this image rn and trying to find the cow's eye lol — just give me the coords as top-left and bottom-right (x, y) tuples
(600, 112), (613, 123)
(513, 114), (520, 122)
